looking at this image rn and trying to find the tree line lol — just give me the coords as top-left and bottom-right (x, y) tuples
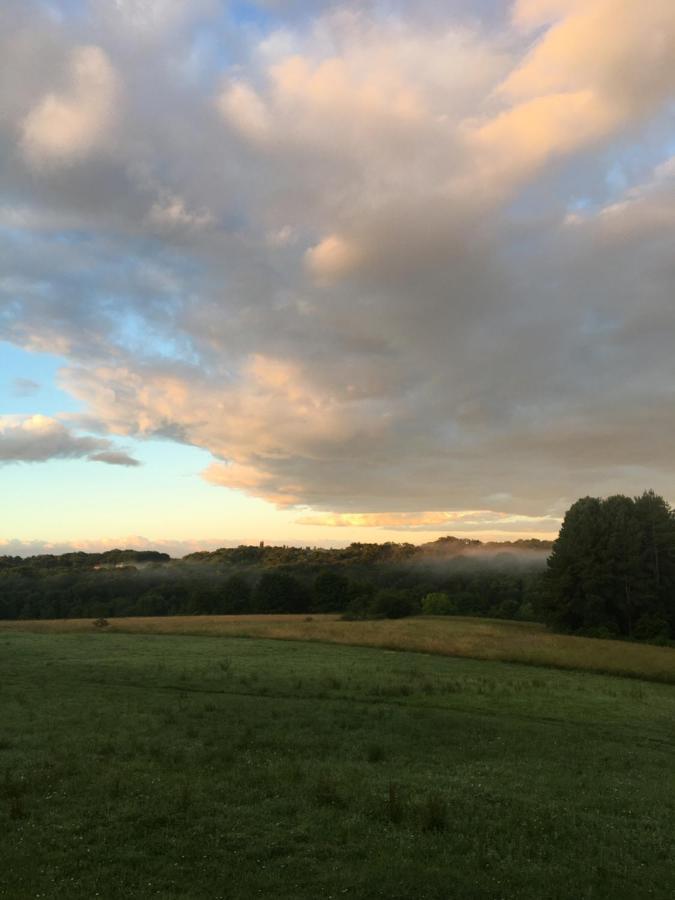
(0, 539), (547, 623)
(2, 493), (674, 642)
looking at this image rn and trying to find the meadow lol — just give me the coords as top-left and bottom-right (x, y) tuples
(2, 614), (674, 683)
(1, 624), (674, 898)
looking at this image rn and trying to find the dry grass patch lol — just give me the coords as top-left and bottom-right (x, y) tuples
(2, 614), (674, 682)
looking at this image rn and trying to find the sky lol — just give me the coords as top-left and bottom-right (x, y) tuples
(2, 0), (675, 556)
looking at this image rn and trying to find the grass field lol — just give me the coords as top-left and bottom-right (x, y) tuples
(3, 614), (674, 683)
(1, 629), (674, 898)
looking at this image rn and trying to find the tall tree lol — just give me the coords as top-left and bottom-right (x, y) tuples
(544, 492), (675, 639)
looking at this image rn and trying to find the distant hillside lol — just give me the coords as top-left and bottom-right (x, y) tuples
(0, 548), (171, 569)
(0, 536), (550, 624)
(183, 536), (554, 567)
(0, 536), (553, 570)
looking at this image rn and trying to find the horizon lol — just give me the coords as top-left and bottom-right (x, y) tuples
(0, 530), (556, 560)
(2, 1), (675, 549)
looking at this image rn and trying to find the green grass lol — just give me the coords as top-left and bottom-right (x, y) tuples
(3, 614), (674, 683)
(1, 631), (674, 899)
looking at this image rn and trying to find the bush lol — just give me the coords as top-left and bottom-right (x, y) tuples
(580, 624), (619, 640)
(515, 601), (535, 621)
(634, 614), (670, 642)
(369, 589), (418, 619)
(342, 585), (375, 620)
(421, 592), (456, 616)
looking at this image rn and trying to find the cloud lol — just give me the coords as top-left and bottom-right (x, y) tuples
(92, 0), (217, 44)
(218, 82), (271, 141)
(203, 460), (303, 507)
(0, 535), (210, 559)
(88, 450), (141, 467)
(0, 415), (140, 466)
(20, 45), (119, 167)
(147, 193), (214, 233)
(305, 234), (365, 284)
(295, 510), (562, 533)
(470, 0), (675, 187)
(2, 1), (675, 527)
(10, 377), (40, 397)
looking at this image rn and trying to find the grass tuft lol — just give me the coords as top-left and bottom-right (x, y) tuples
(385, 782), (405, 825)
(418, 792), (448, 833)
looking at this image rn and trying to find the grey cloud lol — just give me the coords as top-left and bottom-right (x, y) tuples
(88, 450), (141, 467)
(1, 2), (675, 519)
(0, 416), (140, 467)
(10, 377), (40, 397)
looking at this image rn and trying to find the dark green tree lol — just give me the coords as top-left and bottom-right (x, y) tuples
(369, 588), (418, 619)
(253, 572), (310, 613)
(313, 570), (349, 611)
(217, 575), (252, 614)
(544, 492), (675, 639)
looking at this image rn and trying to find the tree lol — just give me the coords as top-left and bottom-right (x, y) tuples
(217, 574), (252, 614)
(421, 592), (456, 615)
(369, 588), (418, 619)
(544, 492), (675, 639)
(253, 572), (310, 613)
(313, 570), (349, 611)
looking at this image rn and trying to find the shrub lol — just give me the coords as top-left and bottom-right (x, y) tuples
(421, 592), (457, 616)
(342, 591), (373, 620)
(515, 601), (535, 621)
(634, 614), (670, 642)
(369, 589), (418, 619)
